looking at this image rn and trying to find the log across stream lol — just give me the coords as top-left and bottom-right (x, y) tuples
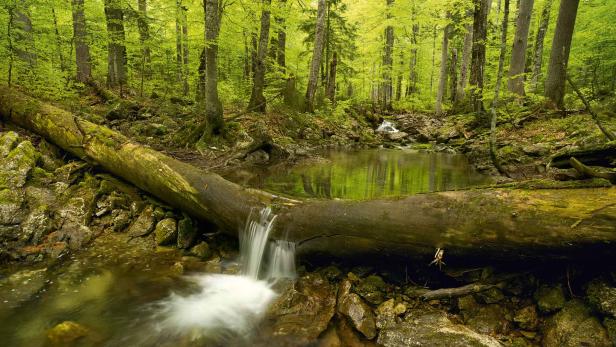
(1, 87), (615, 264)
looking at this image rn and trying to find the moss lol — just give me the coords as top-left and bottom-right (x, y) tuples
(500, 178), (612, 190)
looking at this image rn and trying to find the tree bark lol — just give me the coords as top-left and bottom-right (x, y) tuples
(449, 48), (458, 103)
(72, 0), (92, 83)
(435, 23), (450, 116)
(104, 0), (128, 90)
(470, 0), (490, 124)
(137, 0), (151, 65)
(305, 0), (327, 113)
(545, 0), (580, 108)
(248, 0), (272, 113)
(530, 0), (553, 92)
(326, 51), (338, 103)
(276, 0), (287, 70)
(508, 0), (534, 96)
(2, 88), (616, 263)
(382, 0), (395, 110)
(203, 0), (224, 137)
(11, 2), (37, 67)
(406, 24), (419, 96)
(456, 21), (473, 102)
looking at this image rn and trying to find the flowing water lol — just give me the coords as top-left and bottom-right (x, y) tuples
(225, 149), (492, 199)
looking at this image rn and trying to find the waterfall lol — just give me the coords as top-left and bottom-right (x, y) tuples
(268, 240), (297, 280)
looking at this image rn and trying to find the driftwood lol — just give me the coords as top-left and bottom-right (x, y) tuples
(1, 87), (616, 264)
(421, 282), (505, 301)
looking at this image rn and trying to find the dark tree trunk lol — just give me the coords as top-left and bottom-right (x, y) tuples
(430, 25), (437, 93)
(456, 20), (473, 102)
(396, 52), (404, 101)
(305, 0), (327, 113)
(470, 0), (489, 124)
(137, 0), (151, 65)
(104, 0), (128, 90)
(276, 0), (287, 70)
(435, 23), (450, 116)
(326, 51), (338, 103)
(182, 7), (189, 96)
(544, 0), (579, 108)
(406, 24), (419, 96)
(508, 0), (534, 96)
(382, 0), (395, 110)
(203, 0), (223, 137)
(11, 2), (37, 67)
(197, 47), (206, 102)
(248, 0), (272, 113)
(52, 8), (67, 74)
(175, 1), (189, 96)
(530, 0), (553, 92)
(450, 48), (458, 103)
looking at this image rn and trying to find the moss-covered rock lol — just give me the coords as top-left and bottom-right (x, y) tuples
(337, 279), (376, 339)
(189, 242), (211, 259)
(513, 305), (539, 330)
(46, 321), (90, 347)
(354, 274), (388, 305)
(177, 215), (196, 249)
(127, 205), (156, 237)
(0, 131), (19, 158)
(0, 140), (40, 189)
(542, 299), (611, 347)
(534, 284), (566, 313)
(155, 218), (177, 245)
(586, 279), (616, 318)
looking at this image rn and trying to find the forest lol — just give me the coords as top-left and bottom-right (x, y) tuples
(0, 0), (616, 346)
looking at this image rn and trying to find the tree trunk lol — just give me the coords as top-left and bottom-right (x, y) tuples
(305, 0), (327, 113)
(11, 2), (37, 67)
(508, 0), (534, 96)
(203, 0), (223, 137)
(137, 0), (151, 66)
(104, 0), (128, 90)
(182, 7), (189, 96)
(2, 88), (616, 264)
(197, 47), (206, 102)
(396, 51), (404, 101)
(406, 24), (419, 96)
(530, 0), (553, 92)
(470, 0), (490, 124)
(544, 0), (580, 108)
(326, 51), (338, 103)
(450, 48), (458, 103)
(435, 23), (450, 116)
(276, 1), (287, 70)
(456, 21), (473, 102)
(430, 25), (437, 94)
(51, 8), (67, 75)
(382, 0), (395, 110)
(175, 1), (189, 96)
(248, 0), (272, 113)
(72, 0), (91, 83)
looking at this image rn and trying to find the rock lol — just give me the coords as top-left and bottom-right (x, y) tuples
(20, 205), (53, 244)
(111, 210), (131, 232)
(478, 287), (505, 304)
(127, 205), (156, 237)
(355, 275), (387, 305)
(338, 293), (377, 339)
(376, 299), (397, 329)
(586, 278), (616, 317)
(0, 131), (19, 158)
(267, 273), (336, 342)
(534, 284), (566, 313)
(465, 304), (511, 335)
(177, 215), (196, 249)
(246, 149), (270, 164)
(542, 299), (611, 347)
(0, 140), (40, 189)
(0, 268), (47, 308)
(522, 144), (550, 157)
(377, 308), (502, 347)
(0, 189), (25, 227)
(320, 265), (343, 281)
(386, 131), (408, 142)
(154, 218), (177, 245)
(513, 305), (539, 330)
(458, 295), (480, 313)
(54, 180), (98, 250)
(604, 317), (616, 346)
(189, 242), (211, 259)
(46, 321), (90, 347)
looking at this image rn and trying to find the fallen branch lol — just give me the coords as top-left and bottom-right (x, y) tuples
(569, 157), (616, 182)
(421, 282), (505, 301)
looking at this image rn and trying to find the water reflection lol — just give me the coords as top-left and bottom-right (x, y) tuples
(227, 149), (492, 200)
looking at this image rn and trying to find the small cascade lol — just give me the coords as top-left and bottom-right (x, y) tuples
(268, 240), (297, 280)
(239, 207), (277, 279)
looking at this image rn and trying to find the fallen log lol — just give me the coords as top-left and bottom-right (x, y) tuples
(1, 87), (615, 263)
(569, 157), (616, 182)
(549, 141), (616, 169)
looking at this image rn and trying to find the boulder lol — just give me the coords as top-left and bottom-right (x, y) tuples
(513, 305), (539, 331)
(0, 140), (40, 189)
(54, 180), (98, 250)
(377, 308), (502, 347)
(586, 279), (616, 317)
(0, 131), (19, 158)
(154, 218), (177, 245)
(534, 284), (566, 313)
(338, 279), (377, 339)
(542, 300), (611, 347)
(46, 321), (90, 347)
(0, 189), (25, 227)
(465, 304), (511, 335)
(127, 205), (156, 237)
(354, 275), (388, 305)
(176, 215), (196, 249)
(189, 242), (211, 259)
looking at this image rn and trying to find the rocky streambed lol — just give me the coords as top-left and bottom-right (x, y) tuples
(1, 128), (616, 347)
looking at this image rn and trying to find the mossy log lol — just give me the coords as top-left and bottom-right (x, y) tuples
(549, 141), (616, 169)
(1, 88), (616, 263)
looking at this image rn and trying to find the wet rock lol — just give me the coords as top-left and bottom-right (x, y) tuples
(0, 140), (39, 189)
(127, 205), (156, 237)
(338, 282), (376, 339)
(377, 308), (502, 347)
(355, 275), (387, 305)
(177, 215), (196, 249)
(189, 242), (211, 259)
(604, 317), (616, 346)
(204, 256), (222, 273)
(246, 149), (270, 164)
(54, 180), (98, 250)
(477, 287), (505, 304)
(513, 305), (539, 330)
(534, 284), (566, 313)
(0, 131), (19, 158)
(465, 304), (511, 335)
(155, 218), (177, 245)
(46, 321), (90, 347)
(20, 205), (53, 244)
(0, 189), (25, 227)
(111, 210), (131, 232)
(320, 265), (343, 281)
(386, 131), (408, 142)
(586, 278), (616, 317)
(268, 273), (336, 342)
(376, 299), (399, 329)
(542, 299), (611, 347)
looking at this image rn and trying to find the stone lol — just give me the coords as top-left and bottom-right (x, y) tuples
(542, 299), (611, 347)
(0, 140), (40, 189)
(154, 218), (177, 245)
(0, 268), (47, 308)
(177, 215), (196, 249)
(604, 317), (616, 346)
(376, 299), (397, 329)
(189, 242), (211, 259)
(338, 293), (377, 339)
(534, 284), (566, 313)
(320, 265), (343, 281)
(0, 189), (25, 227)
(111, 210), (131, 232)
(46, 321), (90, 347)
(513, 305), (539, 330)
(586, 278), (616, 317)
(127, 205), (156, 237)
(465, 304), (511, 335)
(54, 180), (98, 250)
(246, 149), (270, 164)
(20, 205), (53, 244)
(386, 131), (408, 142)
(0, 131), (19, 158)
(267, 273), (336, 343)
(355, 275), (387, 305)
(377, 308), (502, 347)
(478, 287), (505, 304)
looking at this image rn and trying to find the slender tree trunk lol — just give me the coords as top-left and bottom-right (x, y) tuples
(470, 0), (490, 123)
(456, 20), (473, 102)
(530, 0), (553, 92)
(305, 0), (327, 113)
(435, 23), (450, 116)
(407, 24), (419, 96)
(104, 0), (128, 91)
(326, 51), (337, 103)
(51, 8), (67, 74)
(203, 0), (223, 137)
(430, 25), (437, 94)
(545, 0), (580, 108)
(247, 0), (271, 113)
(137, 0), (151, 64)
(396, 51), (404, 101)
(276, 0), (287, 70)
(11, 3), (37, 67)
(7, 8), (14, 87)
(490, 0), (510, 176)
(182, 7), (189, 96)
(382, 0), (395, 110)
(450, 48), (458, 103)
(71, 0), (92, 83)
(175, 1), (184, 92)
(508, 0), (534, 96)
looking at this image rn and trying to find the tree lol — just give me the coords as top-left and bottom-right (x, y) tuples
(104, 0), (128, 91)
(544, 0), (580, 108)
(508, 0), (534, 96)
(470, 0), (490, 122)
(530, 0), (554, 92)
(326, 51), (338, 102)
(203, 0), (223, 137)
(382, 0), (394, 110)
(71, 0), (92, 83)
(175, 1), (189, 96)
(248, 0), (272, 113)
(435, 22), (451, 116)
(305, 0), (327, 113)
(406, 24), (419, 96)
(455, 19), (473, 102)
